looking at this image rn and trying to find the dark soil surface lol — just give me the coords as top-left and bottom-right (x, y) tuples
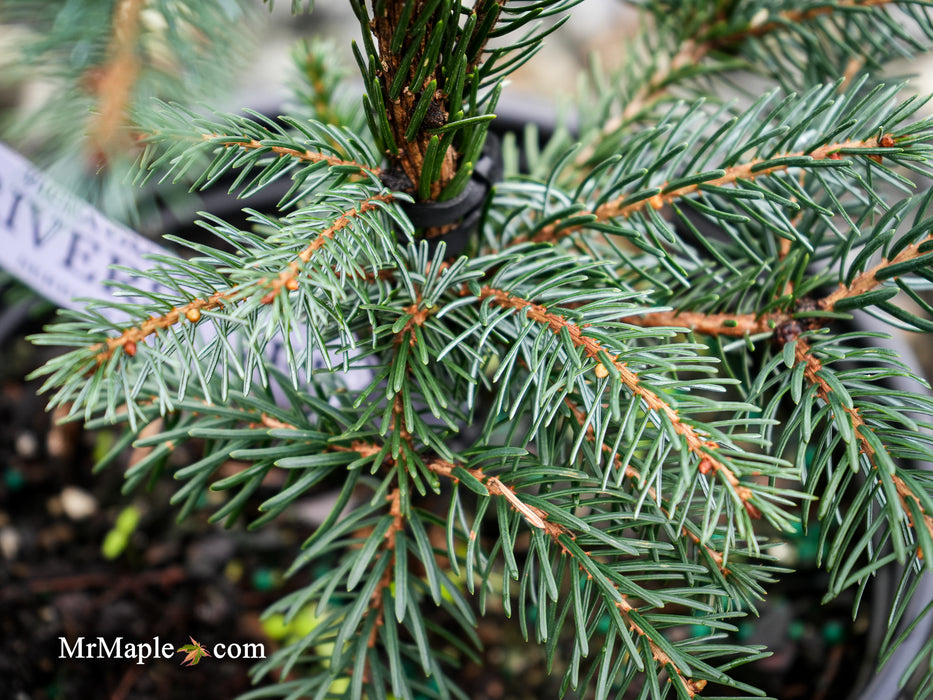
(0, 334), (283, 699)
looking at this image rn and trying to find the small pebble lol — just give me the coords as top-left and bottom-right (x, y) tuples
(195, 586), (230, 624)
(0, 527), (20, 559)
(46, 496), (63, 517)
(769, 542), (797, 566)
(60, 486), (97, 520)
(47, 406), (78, 458)
(14, 431), (37, 458)
(186, 534), (235, 578)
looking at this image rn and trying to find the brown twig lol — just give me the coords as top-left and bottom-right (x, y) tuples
(3, 565), (186, 602)
(393, 262), (448, 345)
(258, 195), (395, 304)
(204, 134), (381, 175)
(613, 592), (708, 697)
(568, 546), (707, 696)
(427, 458), (566, 539)
(821, 231), (933, 310)
(396, 300), (430, 346)
(257, 413), (297, 431)
(367, 488), (405, 648)
(536, 137), (886, 244)
(624, 309), (776, 337)
(87, 0), (147, 166)
(94, 291), (230, 363)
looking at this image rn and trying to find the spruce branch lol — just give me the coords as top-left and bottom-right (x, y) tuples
(624, 211), (933, 342)
(135, 103), (383, 202)
(616, 37), (708, 125)
(92, 290), (229, 364)
(367, 0), (460, 194)
(564, 398), (729, 572)
(610, 593), (708, 698)
(89, 193), (394, 364)
(356, 0), (575, 203)
(823, 231), (933, 310)
(24, 2), (933, 697)
(534, 135), (892, 244)
(256, 193), (396, 305)
(4, 1), (258, 218)
(290, 38), (363, 131)
(793, 338), (933, 547)
(715, 0), (906, 47)
(586, 0), (929, 158)
(477, 285), (761, 518)
(425, 446), (760, 696)
(365, 487), (404, 648)
(554, 535), (742, 698)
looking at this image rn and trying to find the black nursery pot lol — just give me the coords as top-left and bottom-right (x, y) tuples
(397, 131), (503, 258)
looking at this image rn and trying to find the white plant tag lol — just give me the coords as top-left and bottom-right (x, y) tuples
(0, 141), (373, 393)
(0, 142), (170, 309)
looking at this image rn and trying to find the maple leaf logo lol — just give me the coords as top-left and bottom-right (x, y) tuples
(176, 636), (211, 667)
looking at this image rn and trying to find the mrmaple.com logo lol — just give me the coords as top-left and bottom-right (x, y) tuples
(59, 636), (266, 666)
